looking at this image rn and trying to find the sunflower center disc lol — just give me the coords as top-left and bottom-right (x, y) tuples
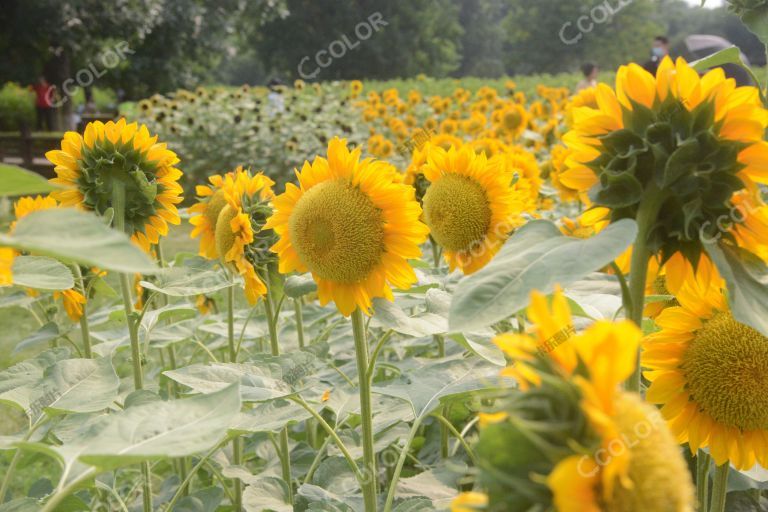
(205, 189), (229, 230)
(423, 174), (491, 252)
(289, 179), (385, 283)
(604, 394), (694, 512)
(214, 204), (239, 261)
(682, 311), (768, 430)
(503, 110), (522, 131)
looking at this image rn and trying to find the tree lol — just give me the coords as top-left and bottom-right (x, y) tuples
(457, 0), (508, 78)
(253, 0), (463, 80)
(501, 0), (661, 74)
(0, 0), (285, 128)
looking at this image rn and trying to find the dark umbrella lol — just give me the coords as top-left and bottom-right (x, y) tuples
(681, 34), (752, 86)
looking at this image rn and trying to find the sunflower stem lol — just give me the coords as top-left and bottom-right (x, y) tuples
(352, 308), (378, 512)
(294, 298), (305, 348)
(263, 272), (294, 505)
(71, 265), (92, 358)
(224, 279), (243, 511)
(430, 236), (440, 268)
(626, 186), (665, 392)
(710, 463), (730, 512)
(697, 450), (711, 511)
(434, 334), (449, 459)
(112, 181), (152, 512)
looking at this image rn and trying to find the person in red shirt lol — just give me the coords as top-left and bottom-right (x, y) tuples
(31, 76), (55, 131)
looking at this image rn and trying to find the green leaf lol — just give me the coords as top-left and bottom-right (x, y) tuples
(231, 399), (312, 434)
(690, 46), (744, 71)
(690, 46), (764, 100)
(0, 208), (158, 274)
(0, 348), (69, 400)
(396, 464), (463, 506)
(11, 255), (74, 290)
(373, 358), (499, 420)
(449, 219), (637, 331)
(165, 352), (318, 402)
(0, 163), (56, 197)
(14, 321), (60, 354)
(740, 7), (768, 48)
(0, 498), (42, 512)
(0, 357), (119, 418)
(372, 297), (446, 337)
(705, 242), (768, 337)
(140, 257), (233, 297)
(284, 273), (318, 298)
(172, 486), (224, 512)
(42, 358), (121, 415)
(21, 383), (241, 470)
(242, 476), (293, 512)
(447, 332), (505, 366)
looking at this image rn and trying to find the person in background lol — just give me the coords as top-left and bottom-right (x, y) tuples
(575, 62), (598, 92)
(31, 75), (55, 131)
(267, 78), (285, 115)
(644, 36), (670, 75)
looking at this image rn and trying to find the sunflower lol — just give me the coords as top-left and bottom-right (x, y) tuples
(451, 491), (488, 512)
(190, 172), (234, 259)
(214, 167), (274, 304)
(265, 137), (429, 316)
(0, 248), (14, 287)
(486, 147), (542, 211)
(643, 260), (768, 470)
(548, 145), (582, 202)
(561, 57), (768, 268)
(46, 118), (183, 252)
(421, 144), (524, 274)
(10, 195), (87, 321)
(565, 86), (598, 128)
(493, 103), (529, 139)
(482, 289), (694, 512)
(494, 287), (578, 390)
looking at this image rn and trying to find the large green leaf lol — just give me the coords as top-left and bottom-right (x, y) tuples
(705, 242), (768, 337)
(140, 257), (233, 297)
(42, 358), (121, 415)
(372, 297), (446, 337)
(283, 273), (318, 298)
(165, 353), (318, 402)
(21, 383), (241, 470)
(0, 357), (119, 417)
(231, 399), (312, 434)
(0, 348), (69, 397)
(172, 486), (224, 512)
(11, 255), (74, 290)
(14, 321), (60, 354)
(690, 46), (764, 100)
(0, 163), (57, 197)
(165, 362), (293, 402)
(396, 464), (463, 507)
(242, 476), (293, 512)
(373, 358), (499, 420)
(0, 208), (158, 274)
(449, 219), (637, 331)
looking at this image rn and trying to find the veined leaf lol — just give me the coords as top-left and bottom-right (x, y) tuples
(20, 383), (241, 470)
(140, 257), (232, 297)
(0, 208), (158, 274)
(11, 255), (74, 290)
(449, 219), (637, 331)
(705, 241), (768, 337)
(0, 163), (57, 197)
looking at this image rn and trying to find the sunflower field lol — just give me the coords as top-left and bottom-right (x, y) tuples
(4, 44), (768, 512)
